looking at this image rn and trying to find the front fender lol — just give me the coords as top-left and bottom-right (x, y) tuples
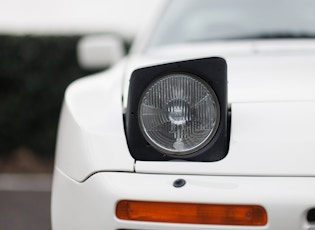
(54, 61), (134, 182)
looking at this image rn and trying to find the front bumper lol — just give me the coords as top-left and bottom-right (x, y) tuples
(52, 167), (315, 230)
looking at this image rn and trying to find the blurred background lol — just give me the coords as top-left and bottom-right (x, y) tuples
(0, 0), (161, 229)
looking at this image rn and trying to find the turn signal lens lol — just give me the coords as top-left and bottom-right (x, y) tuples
(139, 73), (220, 156)
(116, 200), (267, 226)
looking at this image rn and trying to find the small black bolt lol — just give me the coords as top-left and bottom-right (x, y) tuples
(173, 179), (186, 188)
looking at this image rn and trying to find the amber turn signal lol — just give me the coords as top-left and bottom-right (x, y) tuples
(116, 200), (267, 226)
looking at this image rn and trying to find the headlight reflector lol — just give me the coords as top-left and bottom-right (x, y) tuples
(139, 73), (220, 156)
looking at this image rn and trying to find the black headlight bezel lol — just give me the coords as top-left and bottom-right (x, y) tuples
(125, 57), (229, 161)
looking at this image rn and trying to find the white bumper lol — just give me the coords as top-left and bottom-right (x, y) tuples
(52, 167), (315, 230)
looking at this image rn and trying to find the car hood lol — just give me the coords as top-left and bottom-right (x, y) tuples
(124, 40), (315, 104)
(123, 40), (315, 176)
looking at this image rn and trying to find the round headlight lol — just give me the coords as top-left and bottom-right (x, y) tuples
(139, 73), (220, 156)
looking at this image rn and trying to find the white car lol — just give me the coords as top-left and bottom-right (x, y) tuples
(51, 0), (315, 229)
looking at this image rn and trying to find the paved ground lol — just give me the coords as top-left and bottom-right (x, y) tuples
(0, 174), (52, 230)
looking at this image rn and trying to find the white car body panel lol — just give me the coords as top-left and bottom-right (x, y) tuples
(124, 40), (315, 107)
(137, 101), (315, 176)
(54, 61), (134, 182)
(52, 40), (315, 229)
(55, 41), (315, 181)
(52, 168), (315, 230)
(52, 1), (315, 228)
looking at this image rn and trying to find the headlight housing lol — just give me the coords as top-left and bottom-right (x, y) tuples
(126, 57), (229, 161)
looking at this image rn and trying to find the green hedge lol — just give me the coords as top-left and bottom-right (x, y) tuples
(0, 35), (97, 158)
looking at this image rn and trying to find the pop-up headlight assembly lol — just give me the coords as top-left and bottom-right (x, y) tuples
(126, 57), (229, 161)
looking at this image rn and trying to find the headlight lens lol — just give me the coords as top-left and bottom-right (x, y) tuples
(139, 73), (220, 156)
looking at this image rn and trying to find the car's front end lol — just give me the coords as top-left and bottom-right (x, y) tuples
(52, 0), (315, 229)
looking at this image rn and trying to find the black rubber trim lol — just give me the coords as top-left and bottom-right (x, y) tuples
(125, 57), (229, 162)
(307, 208), (315, 223)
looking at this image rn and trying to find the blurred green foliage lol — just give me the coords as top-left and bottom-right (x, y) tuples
(0, 35), (96, 158)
